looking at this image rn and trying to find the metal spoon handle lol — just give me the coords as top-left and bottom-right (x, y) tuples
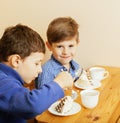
(74, 68), (83, 82)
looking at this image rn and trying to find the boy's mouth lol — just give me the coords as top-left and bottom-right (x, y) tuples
(61, 55), (71, 59)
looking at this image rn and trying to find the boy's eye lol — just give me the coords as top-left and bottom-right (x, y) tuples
(35, 63), (40, 66)
(57, 46), (62, 48)
(69, 45), (74, 47)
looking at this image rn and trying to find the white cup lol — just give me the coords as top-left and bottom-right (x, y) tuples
(89, 67), (109, 81)
(80, 89), (100, 109)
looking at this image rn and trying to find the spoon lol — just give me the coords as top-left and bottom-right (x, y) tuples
(74, 68), (83, 82)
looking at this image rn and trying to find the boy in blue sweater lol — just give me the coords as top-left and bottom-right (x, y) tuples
(35, 17), (81, 89)
(0, 24), (73, 123)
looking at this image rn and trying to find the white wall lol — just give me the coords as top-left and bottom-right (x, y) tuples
(0, 0), (120, 68)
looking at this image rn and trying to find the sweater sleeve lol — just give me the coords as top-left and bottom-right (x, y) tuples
(0, 80), (64, 119)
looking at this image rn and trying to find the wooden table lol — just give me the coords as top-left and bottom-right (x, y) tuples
(35, 66), (120, 123)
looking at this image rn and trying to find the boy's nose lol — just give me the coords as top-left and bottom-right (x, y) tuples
(38, 66), (42, 74)
(63, 48), (69, 54)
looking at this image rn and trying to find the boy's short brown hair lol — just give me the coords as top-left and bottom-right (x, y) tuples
(0, 24), (45, 62)
(47, 17), (79, 44)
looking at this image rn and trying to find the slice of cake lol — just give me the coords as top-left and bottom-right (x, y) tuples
(55, 96), (73, 114)
(76, 79), (92, 87)
(77, 69), (93, 86)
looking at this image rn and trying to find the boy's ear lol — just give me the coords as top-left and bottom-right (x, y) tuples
(8, 54), (22, 68)
(78, 39), (80, 44)
(46, 41), (52, 51)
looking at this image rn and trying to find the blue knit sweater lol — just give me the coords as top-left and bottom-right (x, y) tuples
(0, 63), (64, 123)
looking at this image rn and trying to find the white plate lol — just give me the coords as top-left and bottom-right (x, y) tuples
(48, 101), (81, 116)
(74, 80), (101, 90)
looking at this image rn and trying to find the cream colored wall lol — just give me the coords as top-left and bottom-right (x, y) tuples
(0, 0), (120, 68)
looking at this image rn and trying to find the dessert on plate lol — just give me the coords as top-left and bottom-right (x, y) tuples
(55, 96), (73, 114)
(77, 69), (93, 86)
(74, 69), (101, 89)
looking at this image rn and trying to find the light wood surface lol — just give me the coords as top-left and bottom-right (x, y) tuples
(35, 66), (120, 123)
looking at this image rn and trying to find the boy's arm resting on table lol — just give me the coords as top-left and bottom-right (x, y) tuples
(0, 80), (64, 119)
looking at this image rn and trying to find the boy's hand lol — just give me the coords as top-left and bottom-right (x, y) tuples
(54, 71), (73, 89)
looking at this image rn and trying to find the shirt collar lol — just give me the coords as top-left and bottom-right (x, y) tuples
(50, 55), (79, 71)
